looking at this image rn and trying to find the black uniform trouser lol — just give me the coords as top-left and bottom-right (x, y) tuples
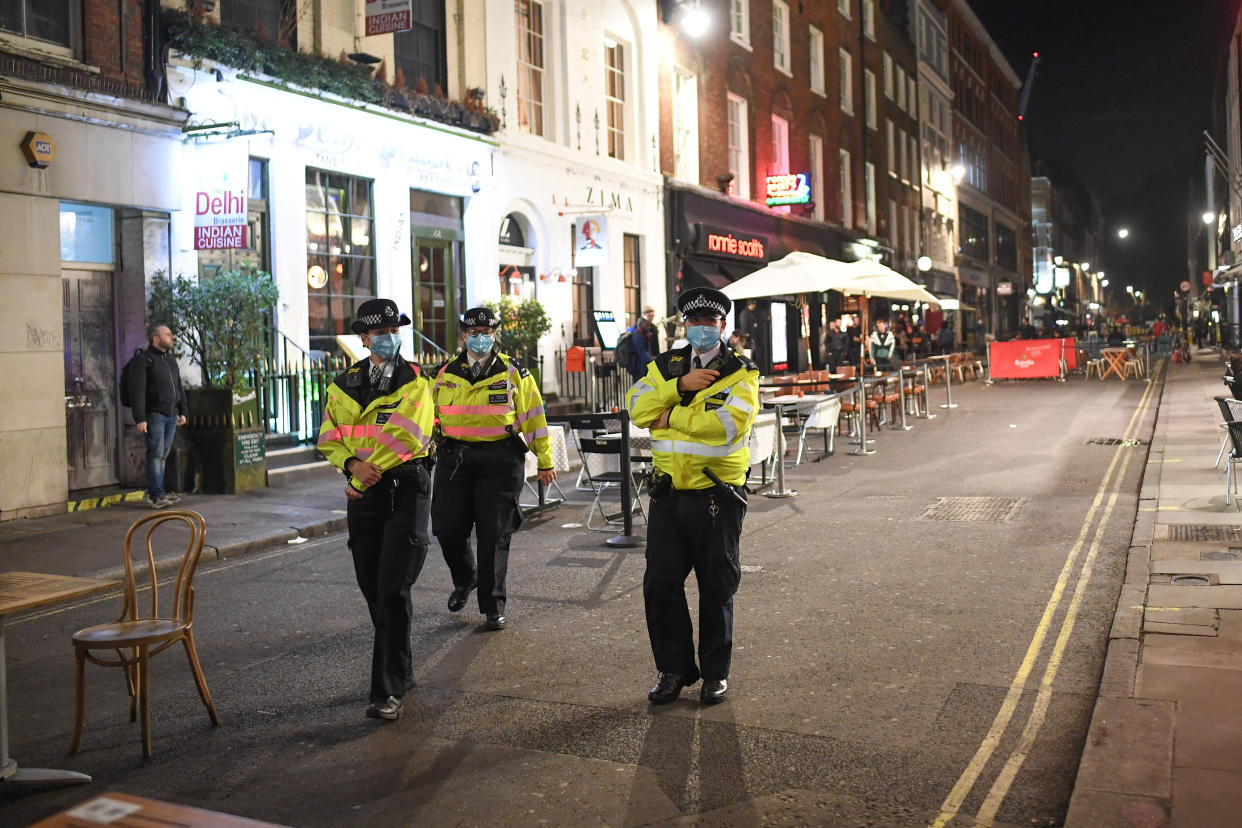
(432, 440), (525, 615)
(643, 485), (746, 681)
(346, 465), (431, 702)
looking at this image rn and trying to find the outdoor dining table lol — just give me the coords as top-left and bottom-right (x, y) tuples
(1099, 347), (1130, 381)
(759, 394), (806, 497)
(0, 571), (117, 788)
(923, 354), (958, 409)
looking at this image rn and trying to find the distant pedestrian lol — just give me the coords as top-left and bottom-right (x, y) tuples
(824, 317), (849, 372)
(125, 324), (187, 509)
(936, 321), (955, 354)
(316, 299), (436, 722)
(624, 314), (656, 381)
(869, 319), (898, 371)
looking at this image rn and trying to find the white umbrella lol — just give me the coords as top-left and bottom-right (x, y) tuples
(835, 259), (942, 306)
(720, 252), (856, 300)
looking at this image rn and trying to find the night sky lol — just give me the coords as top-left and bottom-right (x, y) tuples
(968, 0), (1237, 308)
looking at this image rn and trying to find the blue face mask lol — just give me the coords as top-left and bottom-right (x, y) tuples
(466, 333), (494, 356)
(369, 333), (401, 360)
(686, 325), (721, 353)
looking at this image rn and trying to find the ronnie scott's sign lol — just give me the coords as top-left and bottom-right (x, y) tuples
(193, 143), (248, 250)
(692, 223), (768, 262)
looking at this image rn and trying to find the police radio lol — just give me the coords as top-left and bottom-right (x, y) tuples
(679, 351), (733, 407)
(376, 360), (396, 394)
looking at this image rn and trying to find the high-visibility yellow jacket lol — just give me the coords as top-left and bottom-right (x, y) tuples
(316, 357), (435, 492)
(432, 350), (553, 470)
(626, 345), (759, 490)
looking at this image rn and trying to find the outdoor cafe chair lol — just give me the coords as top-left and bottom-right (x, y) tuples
(1214, 397), (1242, 468)
(795, 396), (842, 464)
(1224, 422), (1242, 508)
(520, 422), (571, 516)
(1123, 358), (1143, 380)
(562, 413), (647, 532)
(747, 411), (779, 485)
(70, 509), (219, 758)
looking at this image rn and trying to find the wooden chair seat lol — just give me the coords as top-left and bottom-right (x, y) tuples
(74, 619), (189, 648)
(71, 510), (219, 759)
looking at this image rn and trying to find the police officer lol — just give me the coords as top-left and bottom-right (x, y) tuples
(431, 307), (555, 630)
(317, 299), (436, 721)
(625, 287), (759, 705)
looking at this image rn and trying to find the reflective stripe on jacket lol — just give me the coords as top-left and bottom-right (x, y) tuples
(433, 350), (553, 470)
(316, 357), (435, 492)
(626, 345), (760, 490)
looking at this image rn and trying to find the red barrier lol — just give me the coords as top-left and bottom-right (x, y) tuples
(988, 339), (1064, 379)
(1062, 339), (1078, 371)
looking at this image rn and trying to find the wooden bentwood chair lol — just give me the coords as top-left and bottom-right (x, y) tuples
(70, 510), (219, 758)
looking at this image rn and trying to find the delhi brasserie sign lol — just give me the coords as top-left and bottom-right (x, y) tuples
(194, 143), (247, 250)
(365, 0), (413, 36)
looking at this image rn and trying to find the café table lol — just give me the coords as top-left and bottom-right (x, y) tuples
(759, 394), (803, 496)
(0, 571), (117, 788)
(924, 354), (958, 409)
(29, 791), (290, 827)
(1099, 347), (1130, 381)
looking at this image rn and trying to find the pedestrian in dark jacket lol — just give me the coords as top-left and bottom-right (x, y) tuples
(127, 324), (188, 508)
(824, 318), (849, 372)
(626, 317), (656, 380)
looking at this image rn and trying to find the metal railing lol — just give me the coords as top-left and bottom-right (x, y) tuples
(554, 348), (628, 412)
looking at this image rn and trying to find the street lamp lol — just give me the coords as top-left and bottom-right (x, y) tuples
(665, 0), (711, 36)
(1117, 227), (1130, 239)
(1204, 211), (1218, 225)
(1100, 279), (1109, 286)
(950, 164), (966, 182)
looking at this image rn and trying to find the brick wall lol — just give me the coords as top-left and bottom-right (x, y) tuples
(82, 0), (147, 89)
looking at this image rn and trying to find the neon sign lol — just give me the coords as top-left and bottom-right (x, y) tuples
(765, 173), (811, 206)
(692, 223), (768, 261)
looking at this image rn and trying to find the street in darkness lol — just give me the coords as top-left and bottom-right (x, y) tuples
(3, 376), (1155, 827)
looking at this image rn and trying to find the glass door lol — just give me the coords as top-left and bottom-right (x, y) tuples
(413, 238), (458, 353)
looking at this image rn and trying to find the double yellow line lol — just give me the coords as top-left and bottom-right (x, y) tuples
(931, 364), (1163, 828)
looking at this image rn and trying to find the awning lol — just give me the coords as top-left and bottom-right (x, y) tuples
(682, 257), (757, 290)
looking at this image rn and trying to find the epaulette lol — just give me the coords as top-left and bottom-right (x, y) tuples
(736, 353), (759, 372)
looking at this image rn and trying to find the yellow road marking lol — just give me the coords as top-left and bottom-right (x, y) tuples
(931, 364), (1160, 828)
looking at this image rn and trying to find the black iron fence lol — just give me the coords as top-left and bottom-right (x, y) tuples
(554, 348), (628, 412)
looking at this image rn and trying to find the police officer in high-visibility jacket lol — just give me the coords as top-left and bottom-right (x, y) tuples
(317, 299), (436, 722)
(431, 307), (555, 631)
(625, 287), (759, 705)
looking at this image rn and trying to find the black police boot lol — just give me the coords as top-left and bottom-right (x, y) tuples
(448, 578), (477, 612)
(647, 668), (701, 704)
(700, 678), (728, 705)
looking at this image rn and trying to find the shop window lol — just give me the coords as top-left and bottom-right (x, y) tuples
(59, 202), (114, 264)
(624, 234), (641, 325)
(220, 0), (286, 45)
(395, 0), (446, 93)
(1, 0), (81, 55)
(306, 169), (375, 354)
(198, 158), (270, 278)
(604, 37), (627, 160)
(515, 0), (544, 135)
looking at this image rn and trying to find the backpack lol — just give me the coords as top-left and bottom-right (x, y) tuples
(118, 348), (149, 408)
(615, 331), (634, 367)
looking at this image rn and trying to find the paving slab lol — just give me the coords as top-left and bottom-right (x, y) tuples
(1146, 584), (1242, 610)
(1071, 697), (1174, 797)
(1171, 768), (1242, 828)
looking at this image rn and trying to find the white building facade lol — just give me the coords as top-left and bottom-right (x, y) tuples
(485, 0), (665, 390)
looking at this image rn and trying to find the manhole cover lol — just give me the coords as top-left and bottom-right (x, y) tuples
(1204, 548), (1242, 561)
(1171, 575), (1212, 586)
(920, 497), (1025, 523)
(1167, 525), (1242, 542)
(1085, 437), (1145, 446)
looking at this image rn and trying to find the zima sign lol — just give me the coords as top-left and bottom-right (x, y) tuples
(193, 143), (248, 250)
(765, 173), (811, 206)
(365, 0), (413, 36)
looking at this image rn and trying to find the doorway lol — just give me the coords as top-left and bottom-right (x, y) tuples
(62, 268), (119, 490)
(413, 238), (459, 352)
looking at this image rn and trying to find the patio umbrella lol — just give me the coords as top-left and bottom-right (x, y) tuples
(834, 259), (942, 306)
(720, 252), (856, 300)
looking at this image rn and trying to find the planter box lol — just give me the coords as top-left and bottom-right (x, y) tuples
(185, 387), (267, 494)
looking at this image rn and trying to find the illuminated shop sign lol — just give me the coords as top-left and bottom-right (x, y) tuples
(692, 223), (768, 261)
(764, 173), (811, 206)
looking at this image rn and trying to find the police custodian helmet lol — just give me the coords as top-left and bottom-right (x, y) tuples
(677, 287), (731, 319)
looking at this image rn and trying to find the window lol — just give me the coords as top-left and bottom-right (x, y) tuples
(899, 128), (908, 181)
(908, 76), (917, 115)
(888, 199), (897, 246)
(395, 1), (447, 93)
(909, 134), (919, 183)
(809, 134), (824, 221)
(862, 0), (875, 40)
(199, 158), (271, 278)
(1, 0), (80, 53)
(839, 149), (853, 228)
(515, 0), (545, 136)
(896, 68), (906, 111)
(885, 120), (895, 174)
(672, 67), (699, 182)
(221, 0), (283, 43)
(864, 69), (876, 129)
(770, 115), (789, 175)
(864, 162), (876, 233)
(730, 0), (750, 46)
(809, 26), (825, 95)
(60, 203), (114, 264)
(883, 53), (894, 99)
(839, 49), (853, 114)
(306, 169), (376, 353)
(624, 234), (642, 324)
(959, 204), (989, 261)
(838, 0), (850, 19)
(727, 93), (751, 199)
(604, 38), (626, 160)
(772, 1), (791, 75)
(995, 223), (1017, 272)
(571, 267), (595, 345)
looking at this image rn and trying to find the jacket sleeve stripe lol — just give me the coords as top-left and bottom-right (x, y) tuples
(375, 432), (415, 461)
(650, 437), (747, 457)
(318, 427), (342, 444)
(515, 404), (546, 424)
